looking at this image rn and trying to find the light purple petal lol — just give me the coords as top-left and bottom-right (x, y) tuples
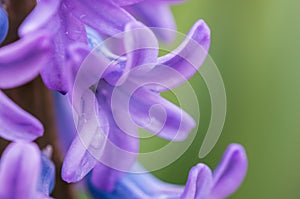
(111, 0), (144, 6)
(210, 144), (248, 198)
(180, 164), (213, 199)
(65, 0), (136, 36)
(40, 5), (87, 93)
(0, 91), (44, 141)
(0, 32), (52, 89)
(126, 1), (176, 42)
(130, 19), (210, 92)
(0, 142), (41, 199)
(18, 0), (61, 36)
(110, 80), (195, 141)
(91, 81), (139, 191)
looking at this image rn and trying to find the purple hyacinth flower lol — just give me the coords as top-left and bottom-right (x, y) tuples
(0, 142), (55, 199)
(61, 19), (210, 189)
(0, 7), (9, 44)
(87, 144), (247, 199)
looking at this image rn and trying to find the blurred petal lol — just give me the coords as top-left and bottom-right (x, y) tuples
(0, 91), (44, 141)
(0, 7), (9, 44)
(0, 32), (52, 89)
(111, 0), (144, 6)
(131, 20), (210, 92)
(65, 0), (135, 36)
(37, 154), (56, 195)
(0, 142), (41, 199)
(180, 164), (213, 199)
(210, 144), (248, 198)
(126, 1), (176, 42)
(18, 0), (61, 36)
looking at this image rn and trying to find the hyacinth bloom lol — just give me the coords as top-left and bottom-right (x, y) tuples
(0, 141), (55, 199)
(60, 19), (210, 191)
(87, 144), (247, 199)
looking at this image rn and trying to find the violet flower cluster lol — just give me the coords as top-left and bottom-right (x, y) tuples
(0, 0), (248, 198)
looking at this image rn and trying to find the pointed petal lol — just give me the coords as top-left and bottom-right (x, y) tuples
(131, 20), (210, 92)
(210, 144), (248, 198)
(18, 0), (61, 36)
(127, 1), (176, 43)
(0, 142), (41, 199)
(0, 91), (44, 141)
(132, 87), (195, 141)
(62, 90), (107, 182)
(0, 7), (9, 44)
(0, 32), (52, 89)
(181, 164), (213, 199)
(65, 0), (135, 36)
(37, 154), (56, 195)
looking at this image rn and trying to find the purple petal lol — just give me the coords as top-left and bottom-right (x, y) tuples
(180, 164), (213, 199)
(110, 81), (195, 141)
(18, 0), (61, 36)
(0, 91), (44, 141)
(105, 21), (159, 85)
(0, 32), (52, 89)
(210, 144), (248, 198)
(65, 0), (135, 36)
(0, 142), (41, 199)
(62, 89), (107, 182)
(111, 0), (144, 6)
(131, 19), (210, 92)
(126, 1), (177, 42)
(40, 5), (87, 93)
(91, 80), (139, 191)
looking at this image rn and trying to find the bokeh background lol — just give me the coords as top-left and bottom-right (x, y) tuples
(140, 0), (300, 198)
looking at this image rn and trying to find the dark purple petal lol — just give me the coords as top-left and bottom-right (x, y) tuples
(180, 164), (213, 199)
(0, 32), (52, 89)
(126, 1), (176, 43)
(131, 19), (210, 92)
(210, 144), (248, 198)
(65, 0), (135, 36)
(0, 142), (41, 199)
(18, 0), (61, 36)
(0, 91), (44, 141)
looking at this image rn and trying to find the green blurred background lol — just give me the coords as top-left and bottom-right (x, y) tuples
(140, 0), (300, 198)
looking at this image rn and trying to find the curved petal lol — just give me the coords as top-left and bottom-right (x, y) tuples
(0, 7), (9, 44)
(0, 91), (44, 141)
(105, 21), (159, 85)
(210, 144), (248, 198)
(91, 81), (139, 191)
(65, 0), (135, 36)
(18, 0), (61, 36)
(62, 89), (107, 182)
(126, 1), (176, 43)
(111, 0), (144, 6)
(0, 142), (41, 199)
(181, 164), (213, 199)
(131, 20), (210, 92)
(0, 32), (52, 89)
